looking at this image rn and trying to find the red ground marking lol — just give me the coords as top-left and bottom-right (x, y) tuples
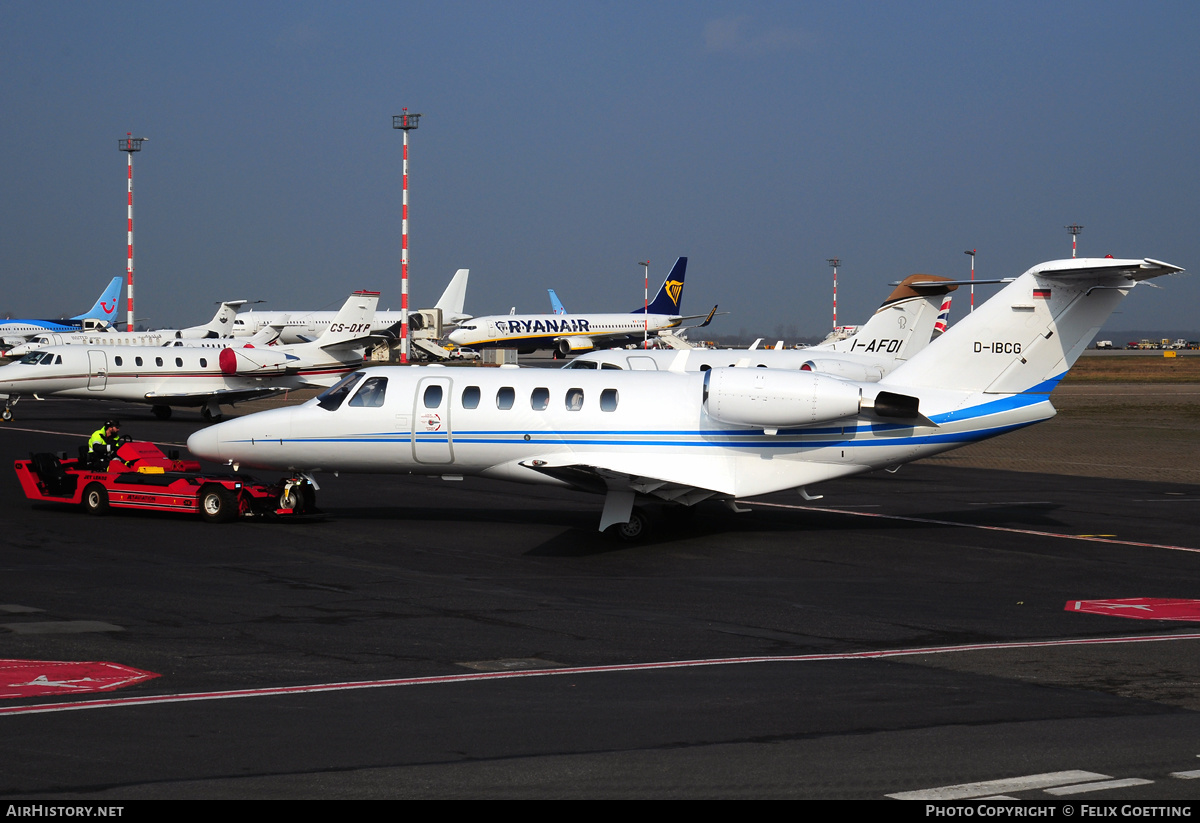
(1067, 598), (1200, 622)
(0, 660), (160, 699)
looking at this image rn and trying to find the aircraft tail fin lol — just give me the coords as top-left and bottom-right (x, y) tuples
(633, 257), (687, 315)
(194, 301), (247, 339)
(434, 269), (470, 324)
(933, 295), (952, 335)
(821, 274), (957, 361)
(883, 258), (1183, 395)
(316, 291), (379, 349)
(71, 277), (124, 322)
(548, 289), (567, 315)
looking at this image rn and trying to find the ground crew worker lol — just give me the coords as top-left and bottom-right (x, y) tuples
(87, 419), (122, 467)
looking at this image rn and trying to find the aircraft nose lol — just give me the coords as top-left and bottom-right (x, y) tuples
(447, 329), (465, 345)
(187, 425), (223, 462)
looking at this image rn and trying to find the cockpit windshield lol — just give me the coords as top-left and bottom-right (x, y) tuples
(316, 372), (365, 411)
(19, 351), (55, 365)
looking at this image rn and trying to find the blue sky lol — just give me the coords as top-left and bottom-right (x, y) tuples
(3, 2), (1197, 337)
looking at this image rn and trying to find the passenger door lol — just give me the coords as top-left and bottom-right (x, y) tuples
(412, 376), (453, 464)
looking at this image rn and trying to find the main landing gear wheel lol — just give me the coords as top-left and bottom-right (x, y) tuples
(152, 405), (173, 420)
(607, 507), (652, 543)
(1, 408), (12, 422)
(82, 483), (109, 516)
(200, 486), (238, 523)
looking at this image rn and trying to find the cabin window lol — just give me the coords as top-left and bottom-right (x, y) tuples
(461, 386), (481, 409)
(600, 389), (618, 412)
(756, 364), (767, 368)
(114, 356), (123, 366)
(135, 357), (143, 367)
(175, 357), (184, 367)
(496, 387), (515, 410)
(530, 387), (549, 410)
(422, 384), (443, 409)
(565, 388), (584, 411)
(200, 358), (207, 368)
(155, 357), (163, 367)
(316, 372), (364, 411)
(350, 376), (388, 408)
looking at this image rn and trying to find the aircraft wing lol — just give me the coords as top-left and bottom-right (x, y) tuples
(519, 453), (731, 506)
(670, 306), (722, 328)
(142, 387), (287, 406)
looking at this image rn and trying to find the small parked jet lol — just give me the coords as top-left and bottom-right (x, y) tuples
(0, 277), (124, 352)
(565, 274), (957, 381)
(5, 300), (251, 358)
(188, 258), (1180, 537)
(0, 291), (378, 422)
(233, 269), (470, 343)
(448, 257), (715, 355)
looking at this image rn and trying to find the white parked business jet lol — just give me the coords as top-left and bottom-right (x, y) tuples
(234, 269), (470, 343)
(5, 300), (252, 358)
(188, 258), (1180, 537)
(565, 274), (957, 381)
(0, 277), (124, 352)
(448, 257), (716, 355)
(0, 291), (379, 422)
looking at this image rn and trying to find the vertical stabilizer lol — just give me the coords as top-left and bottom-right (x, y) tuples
(434, 269), (470, 324)
(316, 291), (380, 349)
(883, 258), (1182, 395)
(72, 277), (124, 322)
(634, 257), (687, 315)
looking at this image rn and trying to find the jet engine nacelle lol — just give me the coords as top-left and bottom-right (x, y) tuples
(557, 336), (595, 355)
(218, 345), (297, 376)
(704, 367), (862, 429)
(800, 357), (888, 383)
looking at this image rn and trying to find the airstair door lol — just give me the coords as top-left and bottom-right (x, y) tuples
(412, 376), (453, 464)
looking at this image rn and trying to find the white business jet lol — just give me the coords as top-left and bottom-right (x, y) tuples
(5, 300), (253, 358)
(188, 258), (1180, 538)
(565, 274), (957, 380)
(0, 291), (379, 422)
(233, 269), (470, 343)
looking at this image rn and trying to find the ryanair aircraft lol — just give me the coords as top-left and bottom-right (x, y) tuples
(448, 257), (713, 354)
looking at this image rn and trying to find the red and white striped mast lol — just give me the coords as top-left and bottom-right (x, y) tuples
(826, 257), (840, 330)
(1066, 224), (1083, 259)
(639, 260), (649, 348)
(118, 134), (147, 330)
(393, 110), (422, 364)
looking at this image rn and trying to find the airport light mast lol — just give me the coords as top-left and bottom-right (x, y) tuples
(964, 249), (976, 313)
(826, 257), (840, 330)
(118, 135), (148, 331)
(639, 260), (649, 348)
(393, 109), (422, 363)
(1066, 224), (1084, 259)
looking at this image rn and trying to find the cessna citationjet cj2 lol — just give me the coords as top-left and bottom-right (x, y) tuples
(189, 258), (1180, 537)
(0, 290), (378, 422)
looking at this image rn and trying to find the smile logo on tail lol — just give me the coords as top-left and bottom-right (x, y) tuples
(665, 280), (683, 306)
(101, 301), (116, 314)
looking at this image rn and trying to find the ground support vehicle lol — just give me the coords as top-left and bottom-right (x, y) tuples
(14, 441), (318, 523)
